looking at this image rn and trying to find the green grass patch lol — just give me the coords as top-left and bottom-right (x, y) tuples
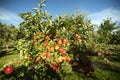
(91, 70), (120, 80)
(0, 54), (20, 69)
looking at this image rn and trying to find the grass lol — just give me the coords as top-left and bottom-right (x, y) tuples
(91, 70), (120, 80)
(0, 54), (20, 70)
(0, 50), (120, 80)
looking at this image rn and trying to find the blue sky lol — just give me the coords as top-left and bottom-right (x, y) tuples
(0, 0), (120, 27)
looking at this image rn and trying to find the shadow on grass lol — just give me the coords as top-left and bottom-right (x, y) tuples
(103, 63), (120, 73)
(0, 48), (17, 58)
(107, 54), (120, 63)
(93, 60), (120, 73)
(0, 50), (8, 57)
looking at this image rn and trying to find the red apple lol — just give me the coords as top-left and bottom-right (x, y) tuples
(32, 35), (36, 39)
(45, 45), (49, 48)
(57, 40), (62, 46)
(84, 72), (90, 77)
(4, 65), (13, 75)
(58, 48), (64, 53)
(58, 48), (66, 55)
(44, 40), (49, 45)
(61, 50), (66, 55)
(50, 47), (54, 52)
(42, 51), (47, 57)
(109, 52), (112, 55)
(62, 38), (67, 43)
(52, 64), (59, 70)
(45, 35), (50, 40)
(97, 52), (101, 56)
(74, 34), (79, 38)
(32, 41), (37, 46)
(64, 56), (71, 62)
(53, 34), (58, 39)
(47, 52), (52, 57)
(35, 58), (41, 63)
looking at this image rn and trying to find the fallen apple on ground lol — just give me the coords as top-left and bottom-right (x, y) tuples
(4, 65), (13, 75)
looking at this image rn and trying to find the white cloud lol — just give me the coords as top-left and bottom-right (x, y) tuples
(88, 8), (120, 25)
(0, 8), (23, 27)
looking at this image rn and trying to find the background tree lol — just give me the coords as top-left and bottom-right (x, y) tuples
(109, 25), (120, 44)
(0, 23), (18, 47)
(97, 19), (116, 44)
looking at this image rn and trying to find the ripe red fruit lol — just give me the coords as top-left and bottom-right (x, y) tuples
(45, 35), (50, 40)
(57, 40), (62, 46)
(32, 35), (36, 39)
(53, 34), (58, 39)
(63, 56), (71, 62)
(109, 52), (112, 55)
(35, 58), (41, 63)
(52, 64), (59, 70)
(32, 41), (37, 46)
(44, 40), (49, 45)
(84, 72), (90, 77)
(58, 48), (64, 53)
(74, 34), (79, 38)
(97, 52), (101, 56)
(45, 45), (49, 48)
(4, 65), (13, 75)
(47, 52), (52, 57)
(62, 38), (67, 43)
(42, 51), (47, 57)
(58, 48), (66, 55)
(50, 47), (54, 52)
(62, 50), (66, 55)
